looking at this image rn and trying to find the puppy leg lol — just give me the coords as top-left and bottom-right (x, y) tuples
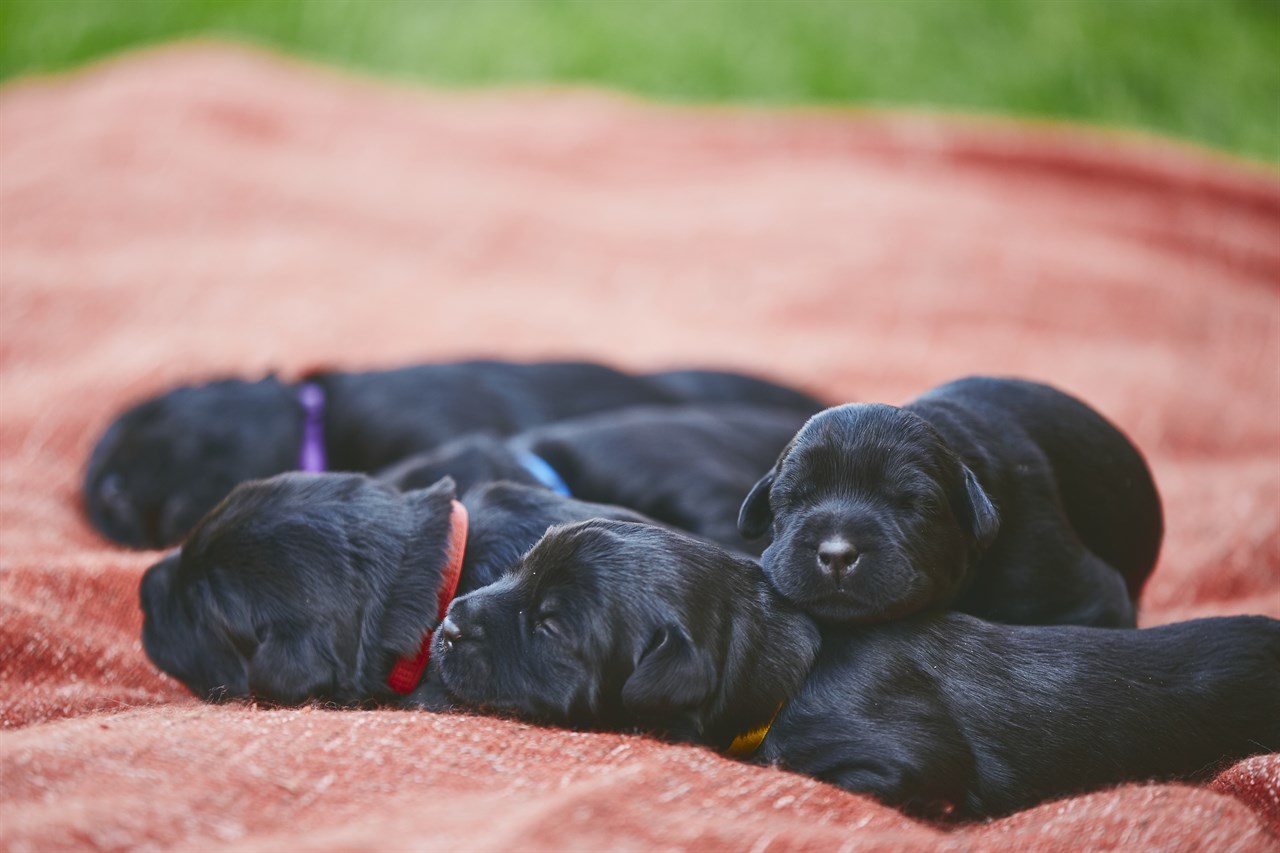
(973, 546), (1136, 628)
(823, 760), (971, 821)
(1050, 551), (1137, 628)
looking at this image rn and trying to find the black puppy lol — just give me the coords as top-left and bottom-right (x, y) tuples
(90, 360), (822, 548)
(738, 377), (1163, 627)
(139, 472), (650, 707)
(380, 404), (811, 555)
(434, 519), (1279, 819)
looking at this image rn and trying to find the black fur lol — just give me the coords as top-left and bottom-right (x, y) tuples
(90, 360), (822, 548)
(434, 520), (817, 742)
(434, 519), (1279, 820)
(769, 615), (1279, 819)
(139, 472), (649, 707)
(381, 404), (811, 555)
(738, 377), (1163, 627)
(86, 378), (301, 550)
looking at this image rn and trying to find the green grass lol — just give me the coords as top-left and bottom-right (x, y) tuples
(2, 0), (1277, 161)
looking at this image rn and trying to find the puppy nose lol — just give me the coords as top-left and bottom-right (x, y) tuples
(817, 538), (859, 580)
(438, 617), (462, 650)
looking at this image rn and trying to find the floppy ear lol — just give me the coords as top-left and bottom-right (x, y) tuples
(245, 627), (336, 706)
(141, 567), (252, 703)
(142, 571), (254, 702)
(621, 623), (717, 721)
(402, 475), (458, 510)
(959, 465), (1000, 551)
(737, 471), (776, 541)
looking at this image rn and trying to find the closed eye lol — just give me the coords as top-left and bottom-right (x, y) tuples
(771, 484), (810, 509)
(534, 612), (564, 640)
(899, 490), (944, 515)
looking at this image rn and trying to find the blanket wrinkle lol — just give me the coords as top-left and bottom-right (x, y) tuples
(1, 42), (1278, 850)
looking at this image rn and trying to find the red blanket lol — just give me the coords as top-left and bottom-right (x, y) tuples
(2, 43), (1277, 849)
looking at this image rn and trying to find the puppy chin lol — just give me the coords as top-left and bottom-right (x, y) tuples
(401, 666), (456, 711)
(432, 628), (584, 723)
(792, 589), (930, 624)
(431, 632), (468, 697)
(432, 630), (496, 709)
(762, 546), (938, 624)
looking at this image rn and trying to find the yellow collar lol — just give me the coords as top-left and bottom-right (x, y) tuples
(725, 703), (783, 759)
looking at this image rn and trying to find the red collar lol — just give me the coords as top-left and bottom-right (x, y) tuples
(386, 500), (469, 694)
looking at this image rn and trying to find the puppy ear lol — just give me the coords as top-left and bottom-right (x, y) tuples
(737, 471), (776, 541)
(403, 475), (458, 505)
(140, 560), (251, 702)
(244, 627), (336, 706)
(400, 475), (459, 542)
(959, 465), (1000, 551)
(621, 623), (717, 721)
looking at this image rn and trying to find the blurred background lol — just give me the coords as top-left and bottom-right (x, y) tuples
(2, 0), (1277, 162)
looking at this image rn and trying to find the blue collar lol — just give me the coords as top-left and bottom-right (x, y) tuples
(516, 450), (571, 497)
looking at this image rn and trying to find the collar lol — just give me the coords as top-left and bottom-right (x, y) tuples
(516, 450), (572, 497)
(297, 382), (327, 473)
(725, 703), (783, 759)
(386, 499), (470, 694)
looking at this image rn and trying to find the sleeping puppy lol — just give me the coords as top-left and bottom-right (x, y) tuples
(89, 360), (822, 548)
(737, 377), (1163, 627)
(433, 519), (1280, 820)
(139, 472), (650, 708)
(380, 404), (811, 555)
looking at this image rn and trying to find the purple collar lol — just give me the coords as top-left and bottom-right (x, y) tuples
(297, 383), (327, 473)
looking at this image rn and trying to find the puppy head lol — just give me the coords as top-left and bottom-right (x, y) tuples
(140, 472), (460, 705)
(86, 378), (301, 548)
(434, 519), (813, 741)
(738, 404), (999, 623)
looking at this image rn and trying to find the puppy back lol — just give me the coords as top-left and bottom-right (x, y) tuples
(911, 377), (1163, 598)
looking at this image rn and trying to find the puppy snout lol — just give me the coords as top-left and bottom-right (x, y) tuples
(817, 537), (859, 581)
(439, 594), (488, 649)
(438, 617), (463, 650)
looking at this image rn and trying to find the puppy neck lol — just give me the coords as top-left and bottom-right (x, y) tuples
(385, 500), (469, 694)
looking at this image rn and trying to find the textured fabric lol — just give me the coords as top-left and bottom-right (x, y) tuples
(1, 42), (1278, 850)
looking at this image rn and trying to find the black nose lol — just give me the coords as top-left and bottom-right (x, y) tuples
(438, 617), (462, 650)
(817, 538), (859, 581)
